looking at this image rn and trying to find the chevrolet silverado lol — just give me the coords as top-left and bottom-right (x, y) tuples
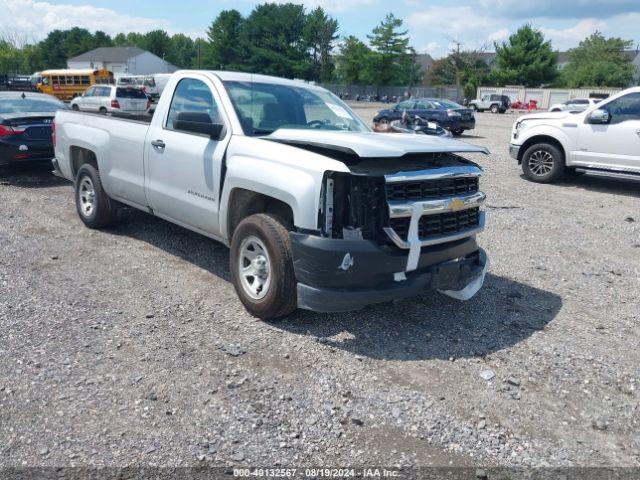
(53, 71), (489, 319)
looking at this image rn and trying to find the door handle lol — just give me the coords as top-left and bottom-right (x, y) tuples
(151, 139), (165, 150)
(636, 129), (640, 136)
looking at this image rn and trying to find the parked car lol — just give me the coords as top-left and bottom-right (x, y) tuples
(510, 87), (640, 183)
(70, 85), (150, 115)
(468, 94), (511, 113)
(115, 74), (172, 101)
(548, 98), (599, 112)
(0, 92), (67, 167)
(0, 74), (36, 92)
(53, 71), (489, 319)
(373, 98), (475, 136)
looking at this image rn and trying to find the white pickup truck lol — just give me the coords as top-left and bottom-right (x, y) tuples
(53, 71), (489, 319)
(510, 87), (640, 183)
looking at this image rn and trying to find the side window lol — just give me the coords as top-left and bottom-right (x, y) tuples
(166, 78), (220, 131)
(397, 100), (414, 110)
(84, 87), (95, 97)
(602, 93), (640, 125)
(416, 100), (434, 109)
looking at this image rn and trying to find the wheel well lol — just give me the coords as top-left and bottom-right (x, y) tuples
(227, 188), (294, 238)
(518, 135), (566, 165)
(69, 146), (98, 178)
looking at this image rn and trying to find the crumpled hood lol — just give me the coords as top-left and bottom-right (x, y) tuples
(265, 129), (489, 158)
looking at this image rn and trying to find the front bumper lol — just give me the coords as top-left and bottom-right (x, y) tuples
(509, 144), (521, 161)
(445, 119), (475, 131)
(290, 233), (487, 312)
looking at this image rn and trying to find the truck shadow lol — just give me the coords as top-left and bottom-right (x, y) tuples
(0, 163), (69, 189)
(519, 173), (640, 198)
(274, 274), (562, 361)
(113, 208), (562, 361)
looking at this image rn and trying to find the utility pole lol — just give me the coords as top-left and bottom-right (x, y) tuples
(453, 39), (462, 101)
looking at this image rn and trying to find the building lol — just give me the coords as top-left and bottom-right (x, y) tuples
(67, 47), (179, 75)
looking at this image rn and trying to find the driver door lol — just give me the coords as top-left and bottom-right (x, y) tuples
(574, 92), (640, 172)
(144, 76), (230, 236)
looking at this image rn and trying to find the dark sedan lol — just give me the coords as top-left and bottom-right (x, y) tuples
(373, 98), (475, 136)
(0, 92), (67, 166)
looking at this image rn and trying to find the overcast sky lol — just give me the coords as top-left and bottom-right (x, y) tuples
(2, 0), (640, 57)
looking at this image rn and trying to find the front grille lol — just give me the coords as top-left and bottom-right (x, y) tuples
(386, 176), (479, 201)
(389, 207), (481, 241)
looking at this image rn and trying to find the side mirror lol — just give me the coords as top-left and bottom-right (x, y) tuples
(588, 109), (611, 124)
(173, 112), (224, 139)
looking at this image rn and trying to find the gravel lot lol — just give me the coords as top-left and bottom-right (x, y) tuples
(1, 107), (639, 470)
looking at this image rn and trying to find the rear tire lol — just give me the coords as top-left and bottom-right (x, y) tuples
(75, 164), (118, 228)
(450, 129), (464, 136)
(230, 214), (297, 320)
(521, 143), (565, 183)
(490, 104), (499, 114)
(99, 107), (107, 115)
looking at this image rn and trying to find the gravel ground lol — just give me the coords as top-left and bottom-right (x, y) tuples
(1, 108), (639, 470)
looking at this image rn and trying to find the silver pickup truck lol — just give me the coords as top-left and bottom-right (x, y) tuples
(53, 71), (489, 319)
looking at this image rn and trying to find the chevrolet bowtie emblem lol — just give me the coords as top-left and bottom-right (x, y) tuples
(448, 198), (465, 211)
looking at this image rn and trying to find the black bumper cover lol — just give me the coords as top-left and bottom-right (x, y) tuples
(290, 233), (486, 313)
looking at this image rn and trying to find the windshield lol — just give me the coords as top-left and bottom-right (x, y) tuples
(223, 81), (369, 136)
(0, 96), (67, 114)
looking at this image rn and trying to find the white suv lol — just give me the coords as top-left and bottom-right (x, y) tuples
(70, 85), (149, 115)
(510, 87), (640, 183)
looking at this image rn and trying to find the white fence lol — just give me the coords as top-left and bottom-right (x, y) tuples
(477, 86), (623, 109)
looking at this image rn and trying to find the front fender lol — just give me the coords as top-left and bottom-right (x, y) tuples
(516, 123), (576, 162)
(219, 155), (322, 239)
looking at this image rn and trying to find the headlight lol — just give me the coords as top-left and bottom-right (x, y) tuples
(513, 121), (527, 139)
(447, 109), (461, 117)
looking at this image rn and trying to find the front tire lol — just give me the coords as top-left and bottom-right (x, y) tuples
(75, 164), (118, 228)
(450, 129), (464, 136)
(521, 143), (565, 183)
(71, 104), (79, 111)
(230, 214), (297, 319)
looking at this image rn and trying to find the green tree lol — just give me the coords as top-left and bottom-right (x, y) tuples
(426, 50), (490, 88)
(239, 3), (308, 78)
(491, 25), (557, 86)
(167, 34), (196, 68)
(204, 9), (245, 70)
(140, 30), (172, 59)
(303, 7), (339, 82)
(365, 13), (418, 86)
(561, 32), (635, 87)
(336, 36), (371, 84)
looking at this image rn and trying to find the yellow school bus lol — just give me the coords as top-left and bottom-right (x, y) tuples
(36, 69), (114, 101)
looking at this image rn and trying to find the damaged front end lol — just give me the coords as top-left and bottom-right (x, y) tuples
(290, 151), (489, 313)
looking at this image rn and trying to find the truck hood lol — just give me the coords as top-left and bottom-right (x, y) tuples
(516, 111), (579, 122)
(265, 129), (488, 158)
